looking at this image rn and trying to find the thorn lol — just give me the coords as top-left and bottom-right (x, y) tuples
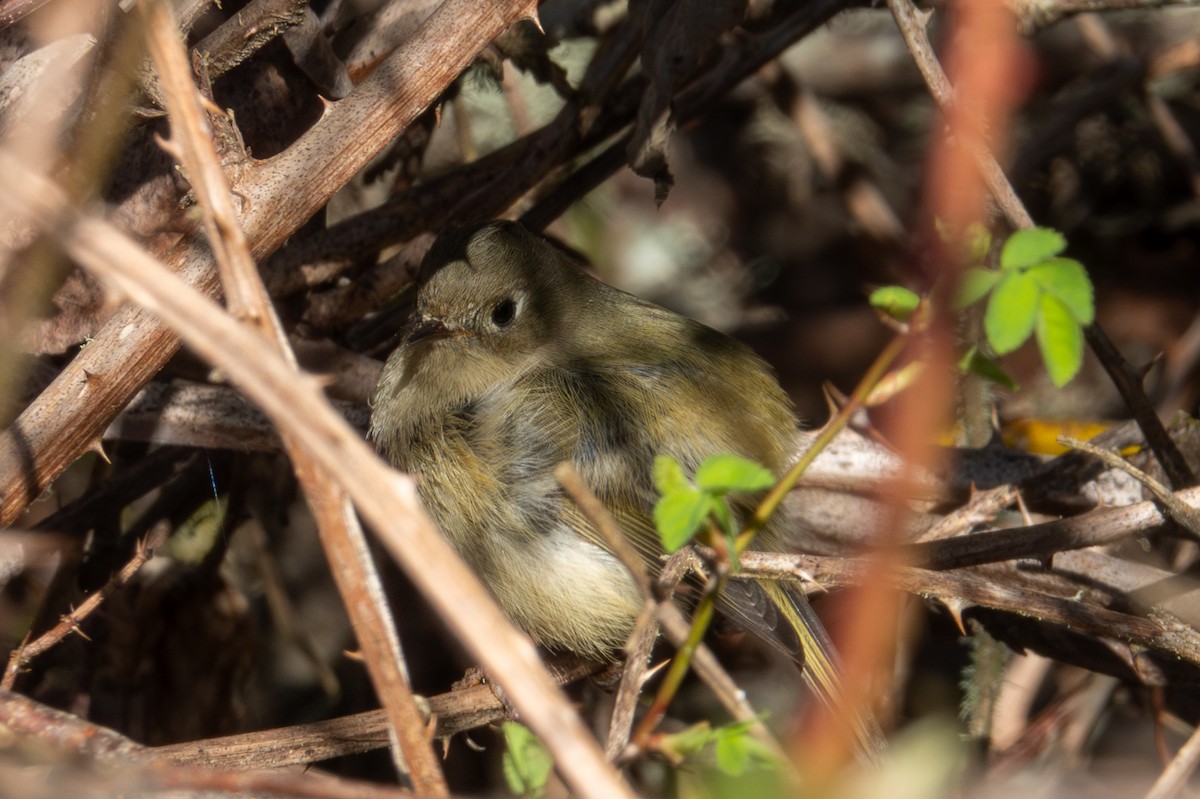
(86, 438), (110, 464)
(942, 597), (969, 635)
(1015, 491), (1033, 526)
(820, 382), (842, 417)
(343, 648), (364, 662)
(522, 4), (544, 34)
(424, 710), (438, 740)
(639, 658), (669, 690)
(799, 571), (828, 593)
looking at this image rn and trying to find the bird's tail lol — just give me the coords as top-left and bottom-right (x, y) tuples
(724, 579), (886, 762)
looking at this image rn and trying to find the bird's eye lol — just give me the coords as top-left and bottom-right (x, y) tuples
(491, 298), (517, 327)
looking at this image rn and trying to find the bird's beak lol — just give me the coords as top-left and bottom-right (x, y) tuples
(405, 317), (453, 345)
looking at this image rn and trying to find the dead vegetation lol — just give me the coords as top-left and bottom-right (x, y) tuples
(1, 0), (1200, 797)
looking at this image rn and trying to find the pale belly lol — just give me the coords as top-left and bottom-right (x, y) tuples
(481, 524), (643, 659)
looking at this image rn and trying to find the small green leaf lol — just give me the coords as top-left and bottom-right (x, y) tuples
(695, 454), (775, 494)
(1000, 227), (1066, 271)
(715, 734), (750, 776)
(957, 346), (1018, 390)
(1028, 257), (1094, 325)
(713, 721), (775, 776)
(655, 487), (710, 552)
(501, 722), (553, 798)
(667, 722), (716, 758)
(1036, 293), (1084, 387)
(653, 455), (689, 495)
(984, 272), (1039, 354)
(869, 285), (921, 322)
(957, 267), (1002, 308)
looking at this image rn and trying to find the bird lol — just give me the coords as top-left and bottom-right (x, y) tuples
(369, 220), (869, 750)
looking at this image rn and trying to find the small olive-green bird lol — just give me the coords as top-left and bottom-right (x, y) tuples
(370, 221), (871, 750)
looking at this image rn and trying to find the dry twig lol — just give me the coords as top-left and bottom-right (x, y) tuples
(140, 0), (442, 788)
(1, 522), (168, 689)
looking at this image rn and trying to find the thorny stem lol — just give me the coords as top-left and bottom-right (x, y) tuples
(630, 569), (723, 749)
(2, 524), (169, 689)
(737, 333), (910, 554)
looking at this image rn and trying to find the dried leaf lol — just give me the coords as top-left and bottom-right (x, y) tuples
(628, 0), (747, 202)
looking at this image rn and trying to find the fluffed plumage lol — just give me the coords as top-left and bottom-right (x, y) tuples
(370, 221), (870, 751)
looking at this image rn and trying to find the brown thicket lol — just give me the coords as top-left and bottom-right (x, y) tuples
(1, 1), (1200, 797)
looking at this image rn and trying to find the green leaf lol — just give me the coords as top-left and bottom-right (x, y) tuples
(655, 487), (710, 552)
(957, 346), (1018, 390)
(667, 722), (716, 758)
(1000, 227), (1066, 271)
(869, 285), (921, 322)
(1028, 257), (1094, 325)
(713, 721), (775, 776)
(501, 722), (553, 798)
(715, 734), (750, 776)
(1036, 293), (1085, 387)
(695, 454), (775, 494)
(984, 272), (1039, 354)
(653, 454), (689, 495)
(956, 267), (1002, 308)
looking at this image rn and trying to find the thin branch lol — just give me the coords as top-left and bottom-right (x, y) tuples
(1059, 435), (1200, 539)
(1143, 717), (1200, 799)
(885, 0), (1034, 230)
(606, 607), (660, 759)
(1011, 0), (1200, 33)
(142, 0), (446, 789)
(1082, 324), (1196, 489)
(0, 689), (414, 799)
(191, 0), (308, 82)
(1, 522), (169, 689)
(908, 490), (1185, 569)
(735, 550), (1200, 667)
(152, 658), (601, 769)
(915, 484), (1020, 542)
